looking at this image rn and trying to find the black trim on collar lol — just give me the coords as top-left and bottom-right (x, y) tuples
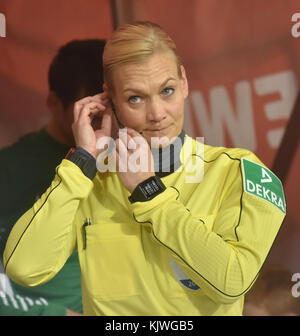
(152, 130), (186, 178)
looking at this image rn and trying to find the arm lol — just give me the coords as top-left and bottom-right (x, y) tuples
(130, 152), (285, 304)
(3, 159), (93, 286)
(3, 93), (112, 287)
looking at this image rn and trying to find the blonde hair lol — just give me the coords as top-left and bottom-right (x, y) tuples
(103, 21), (182, 91)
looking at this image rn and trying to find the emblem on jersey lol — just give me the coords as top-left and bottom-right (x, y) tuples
(241, 158), (286, 214)
(169, 257), (200, 291)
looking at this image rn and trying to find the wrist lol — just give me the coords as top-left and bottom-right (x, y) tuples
(65, 147), (97, 180)
(75, 146), (96, 159)
(76, 146), (97, 159)
(128, 176), (166, 203)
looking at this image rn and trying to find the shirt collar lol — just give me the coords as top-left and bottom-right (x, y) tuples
(151, 130), (186, 178)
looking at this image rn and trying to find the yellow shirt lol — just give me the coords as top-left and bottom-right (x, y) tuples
(3, 135), (285, 315)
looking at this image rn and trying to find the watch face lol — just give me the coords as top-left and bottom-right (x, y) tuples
(129, 176), (166, 203)
(140, 179), (160, 199)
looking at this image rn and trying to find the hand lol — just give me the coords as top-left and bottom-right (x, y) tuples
(72, 93), (113, 158)
(115, 128), (155, 193)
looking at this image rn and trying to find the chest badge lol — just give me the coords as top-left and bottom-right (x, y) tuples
(169, 257), (200, 291)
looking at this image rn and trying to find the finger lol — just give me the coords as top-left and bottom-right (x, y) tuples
(115, 137), (126, 154)
(126, 128), (149, 149)
(78, 102), (106, 121)
(78, 102), (106, 125)
(74, 99), (88, 123)
(126, 132), (139, 152)
(92, 92), (109, 104)
(119, 128), (148, 153)
(126, 128), (153, 172)
(115, 138), (128, 172)
(118, 128), (128, 145)
(74, 96), (106, 123)
(101, 108), (113, 136)
(93, 92), (109, 99)
(90, 94), (110, 115)
(90, 98), (110, 130)
(126, 127), (141, 137)
(126, 128), (146, 140)
(118, 128), (138, 152)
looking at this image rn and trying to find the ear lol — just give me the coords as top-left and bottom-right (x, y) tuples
(103, 83), (108, 93)
(103, 83), (112, 99)
(103, 82), (116, 109)
(180, 65), (189, 99)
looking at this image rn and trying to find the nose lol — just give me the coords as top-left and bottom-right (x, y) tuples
(146, 100), (166, 123)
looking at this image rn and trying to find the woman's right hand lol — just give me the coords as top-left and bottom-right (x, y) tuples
(72, 92), (113, 159)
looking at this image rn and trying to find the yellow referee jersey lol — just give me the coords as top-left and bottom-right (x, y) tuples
(3, 135), (285, 315)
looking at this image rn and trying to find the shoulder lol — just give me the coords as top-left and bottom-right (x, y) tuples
(185, 134), (263, 166)
(185, 135), (286, 215)
(0, 130), (45, 159)
(205, 145), (262, 165)
(185, 135), (276, 188)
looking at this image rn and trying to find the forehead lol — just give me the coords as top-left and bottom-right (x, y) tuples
(113, 51), (179, 92)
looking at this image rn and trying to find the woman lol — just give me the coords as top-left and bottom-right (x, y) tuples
(4, 21), (285, 316)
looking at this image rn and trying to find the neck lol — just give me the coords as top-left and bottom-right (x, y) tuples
(45, 119), (74, 147)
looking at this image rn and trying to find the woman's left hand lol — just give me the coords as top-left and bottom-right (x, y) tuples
(115, 128), (155, 193)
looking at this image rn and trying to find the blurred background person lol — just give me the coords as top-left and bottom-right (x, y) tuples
(0, 39), (105, 315)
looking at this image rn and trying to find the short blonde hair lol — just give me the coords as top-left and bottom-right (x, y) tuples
(103, 21), (182, 91)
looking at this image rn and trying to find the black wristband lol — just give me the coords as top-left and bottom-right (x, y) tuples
(129, 176), (166, 203)
(65, 147), (97, 180)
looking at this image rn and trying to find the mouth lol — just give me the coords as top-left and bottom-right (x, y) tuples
(144, 125), (169, 132)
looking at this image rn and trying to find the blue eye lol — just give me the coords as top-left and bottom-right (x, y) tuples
(128, 96), (141, 104)
(161, 87), (174, 96)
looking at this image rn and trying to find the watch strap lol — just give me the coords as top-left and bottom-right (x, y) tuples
(129, 176), (166, 203)
(65, 147), (97, 180)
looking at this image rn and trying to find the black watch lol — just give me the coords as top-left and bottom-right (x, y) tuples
(128, 176), (166, 203)
(65, 147), (97, 180)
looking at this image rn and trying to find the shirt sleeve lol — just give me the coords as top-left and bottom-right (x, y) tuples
(131, 152), (286, 304)
(3, 159), (93, 287)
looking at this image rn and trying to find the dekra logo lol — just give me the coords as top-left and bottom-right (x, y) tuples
(242, 158), (286, 214)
